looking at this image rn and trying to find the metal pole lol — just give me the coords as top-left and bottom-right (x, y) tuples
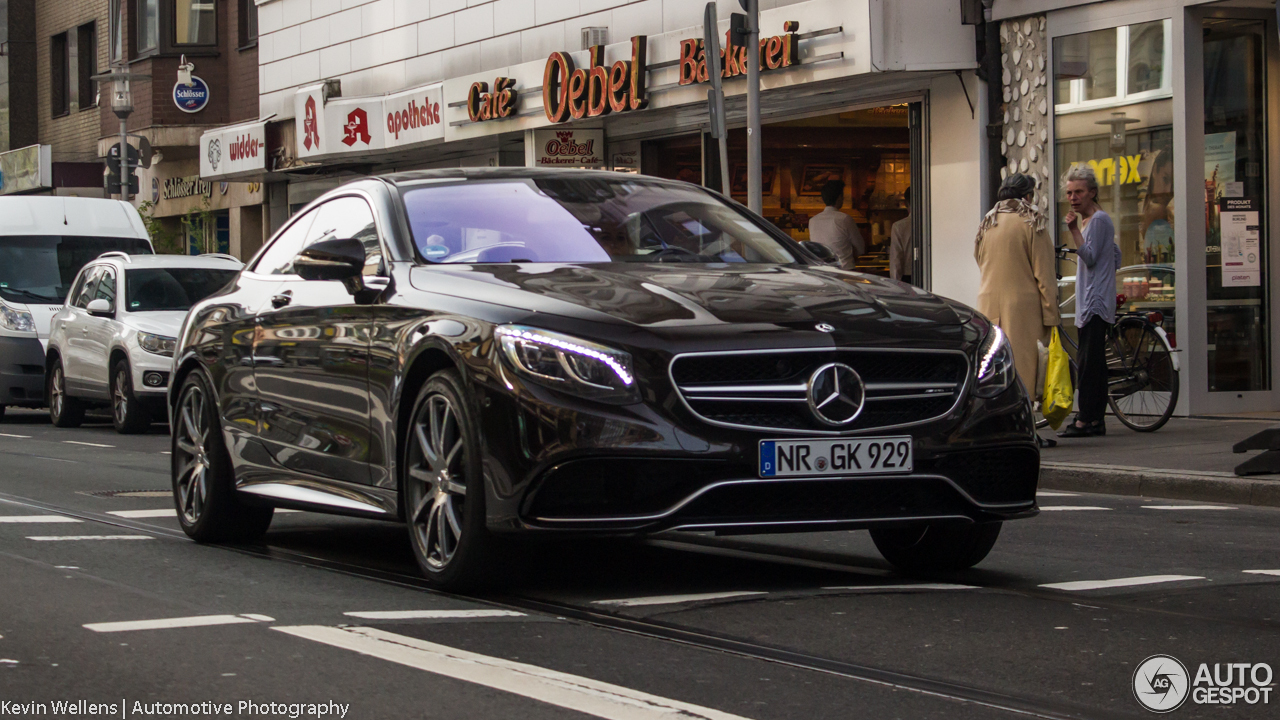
(746, 0), (762, 215)
(703, 2), (730, 196)
(119, 117), (129, 202)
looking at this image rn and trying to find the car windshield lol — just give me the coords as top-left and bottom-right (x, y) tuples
(0, 236), (152, 304)
(402, 178), (799, 264)
(125, 268), (238, 312)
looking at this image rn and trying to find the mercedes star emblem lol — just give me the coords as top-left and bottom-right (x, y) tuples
(806, 362), (865, 426)
(815, 323), (836, 333)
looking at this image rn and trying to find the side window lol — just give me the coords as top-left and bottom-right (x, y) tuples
(252, 208), (319, 275)
(94, 268), (118, 308)
(71, 267), (101, 309)
(306, 196), (384, 277)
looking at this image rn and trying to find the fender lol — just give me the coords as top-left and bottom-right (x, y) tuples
(1152, 326), (1180, 372)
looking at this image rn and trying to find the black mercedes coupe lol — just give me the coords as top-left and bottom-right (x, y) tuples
(169, 168), (1038, 588)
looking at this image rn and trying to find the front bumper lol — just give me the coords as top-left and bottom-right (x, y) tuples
(129, 351), (172, 398)
(0, 336), (48, 406)
(476, 369), (1039, 535)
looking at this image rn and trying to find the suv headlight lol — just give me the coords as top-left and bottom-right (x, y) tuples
(0, 303), (36, 333)
(137, 331), (176, 357)
(496, 325), (639, 404)
(973, 326), (1016, 398)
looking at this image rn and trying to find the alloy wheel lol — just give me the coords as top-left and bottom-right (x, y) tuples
(50, 367), (64, 418)
(113, 368), (129, 425)
(174, 384), (211, 525)
(408, 393), (468, 570)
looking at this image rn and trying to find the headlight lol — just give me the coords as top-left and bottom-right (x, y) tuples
(496, 325), (639, 404)
(137, 331), (177, 357)
(0, 303), (36, 333)
(973, 326), (1016, 398)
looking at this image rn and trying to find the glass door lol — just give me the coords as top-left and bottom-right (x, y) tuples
(1203, 19), (1270, 392)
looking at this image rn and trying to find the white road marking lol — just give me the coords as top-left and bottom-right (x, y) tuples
(107, 509), (175, 518)
(84, 614), (269, 633)
(1040, 575), (1205, 592)
(592, 591), (767, 607)
(1142, 505), (1237, 510)
(27, 535), (151, 541)
(821, 584), (978, 592)
(343, 610), (527, 620)
(0, 516), (82, 523)
(62, 440), (114, 448)
(275, 625), (753, 720)
(1038, 506), (1112, 511)
(1036, 491), (1079, 497)
(0, 433), (32, 439)
(1244, 570), (1280, 577)
(55, 566), (79, 570)
(240, 614), (275, 622)
(0, 660), (17, 665)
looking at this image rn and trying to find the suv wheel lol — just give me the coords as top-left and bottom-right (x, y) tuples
(870, 522), (1002, 573)
(404, 370), (500, 590)
(172, 369), (273, 542)
(47, 359), (85, 428)
(111, 359), (152, 434)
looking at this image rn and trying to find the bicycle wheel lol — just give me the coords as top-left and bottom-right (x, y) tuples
(1107, 318), (1178, 432)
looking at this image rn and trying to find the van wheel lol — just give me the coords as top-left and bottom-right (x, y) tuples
(111, 359), (151, 434)
(48, 360), (85, 428)
(871, 522), (1002, 573)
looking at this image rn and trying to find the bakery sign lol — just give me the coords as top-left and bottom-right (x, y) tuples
(533, 129), (604, 168)
(294, 82), (444, 160)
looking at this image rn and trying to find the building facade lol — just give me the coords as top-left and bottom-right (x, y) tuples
(199, 0), (993, 305)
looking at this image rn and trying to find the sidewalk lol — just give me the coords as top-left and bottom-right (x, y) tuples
(1039, 415), (1280, 507)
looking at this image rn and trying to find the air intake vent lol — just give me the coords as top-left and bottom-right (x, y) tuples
(581, 27), (609, 49)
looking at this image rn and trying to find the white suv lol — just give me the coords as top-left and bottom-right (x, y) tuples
(47, 253), (242, 433)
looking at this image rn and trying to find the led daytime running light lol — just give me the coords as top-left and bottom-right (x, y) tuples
(497, 327), (634, 386)
(978, 326), (1005, 380)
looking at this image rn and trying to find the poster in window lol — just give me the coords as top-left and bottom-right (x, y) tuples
(1220, 197), (1260, 287)
(798, 165), (845, 196)
(1204, 131), (1236, 246)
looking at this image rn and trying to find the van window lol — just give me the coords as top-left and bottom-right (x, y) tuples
(0, 236), (151, 304)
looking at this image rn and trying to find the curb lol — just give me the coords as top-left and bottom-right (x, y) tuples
(1039, 462), (1280, 508)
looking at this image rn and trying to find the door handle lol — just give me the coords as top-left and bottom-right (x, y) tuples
(271, 291), (293, 309)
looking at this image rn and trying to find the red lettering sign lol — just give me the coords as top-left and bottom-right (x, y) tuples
(467, 78), (517, 122)
(302, 96), (320, 151)
(342, 108), (372, 147)
(228, 133), (259, 162)
(677, 22), (801, 87)
(544, 37), (647, 124)
(386, 96), (442, 139)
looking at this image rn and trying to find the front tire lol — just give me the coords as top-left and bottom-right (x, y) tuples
(871, 522), (1002, 573)
(111, 359), (152, 434)
(404, 370), (499, 590)
(47, 360), (85, 428)
(172, 369), (273, 542)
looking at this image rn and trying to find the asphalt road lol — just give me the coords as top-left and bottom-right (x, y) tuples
(0, 407), (1277, 720)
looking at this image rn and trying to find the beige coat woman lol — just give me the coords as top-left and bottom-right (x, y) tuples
(974, 199), (1061, 396)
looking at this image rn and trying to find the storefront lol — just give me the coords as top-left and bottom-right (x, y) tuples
(995, 0), (1280, 415)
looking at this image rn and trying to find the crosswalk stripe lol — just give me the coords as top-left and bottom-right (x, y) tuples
(1039, 506), (1112, 511)
(274, 625), (754, 720)
(1243, 570), (1280, 577)
(592, 591), (766, 607)
(85, 615), (268, 633)
(107, 509), (176, 518)
(343, 610), (526, 620)
(27, 535), (151, 541)
(1142, 505), (1237, 510)
(0, 516), (82, 524)
(1040, 575), (1204, 591)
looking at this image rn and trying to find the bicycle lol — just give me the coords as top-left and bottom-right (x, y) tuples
(1036, 246), (1180, 432)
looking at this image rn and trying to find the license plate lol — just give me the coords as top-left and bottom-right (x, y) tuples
(759, 437), (913, 478)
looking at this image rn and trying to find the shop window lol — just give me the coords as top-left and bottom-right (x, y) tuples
(240, 0), (258, 47)
(1203, 19), (1269, 392)
(1053, 19), (1176, 346)
(137, 0), (159, 54)
(51, 32), (70, 117)
(77, 23), (97, 110)
(175, 0), (217, 46)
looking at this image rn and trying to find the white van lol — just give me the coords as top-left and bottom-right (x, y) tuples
(0, 197), (153, 418)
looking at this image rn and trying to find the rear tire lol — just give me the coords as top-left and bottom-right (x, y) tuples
(403, 370), (501, 590)
(172, 369), (273, 542)
(871, 522), (1002, 573)
(111, 359), (152, 434)
(47, 360), (85, 428)
(1108, 319), (1178, 432)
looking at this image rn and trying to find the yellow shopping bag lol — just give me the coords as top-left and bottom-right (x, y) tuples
(1041, 328), (1073, 431)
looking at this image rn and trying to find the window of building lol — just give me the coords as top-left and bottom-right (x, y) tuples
(110, 0), (124, 62)
(1054, 20), (1172, 111)
(77, 23), (97, 110)
(137, 0), (159, 54)
(175, 0), (217, 46)
(240, 0), (258, 47)
(51, 32), (70, 117)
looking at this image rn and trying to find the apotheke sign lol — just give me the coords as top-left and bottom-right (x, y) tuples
(295, 82), (443, 160)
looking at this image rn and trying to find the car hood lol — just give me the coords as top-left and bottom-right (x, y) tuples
(409, 263), (968, 339)
(123, 311), (188, 337)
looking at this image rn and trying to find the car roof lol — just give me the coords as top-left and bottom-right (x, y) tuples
(91, 254), (243, 271)
(0, 197), (150, 241)
(379, 167), (686, 189)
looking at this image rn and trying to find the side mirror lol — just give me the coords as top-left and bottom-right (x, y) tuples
(86, 298), (114, 317)
(294, 238), (366, 294)
(804, 241), (840, 265)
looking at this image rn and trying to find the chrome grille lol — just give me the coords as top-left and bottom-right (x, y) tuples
(670, 349), (969, 434)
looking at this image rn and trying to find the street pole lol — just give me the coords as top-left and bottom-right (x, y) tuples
(745, 0), (762, 215)
(119, 117), (129, 203)
(704, 3), (730, 196)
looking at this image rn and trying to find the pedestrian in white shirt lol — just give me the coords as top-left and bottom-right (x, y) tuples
(890, 186), (912, 283)
(808, 181), (865, 270)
